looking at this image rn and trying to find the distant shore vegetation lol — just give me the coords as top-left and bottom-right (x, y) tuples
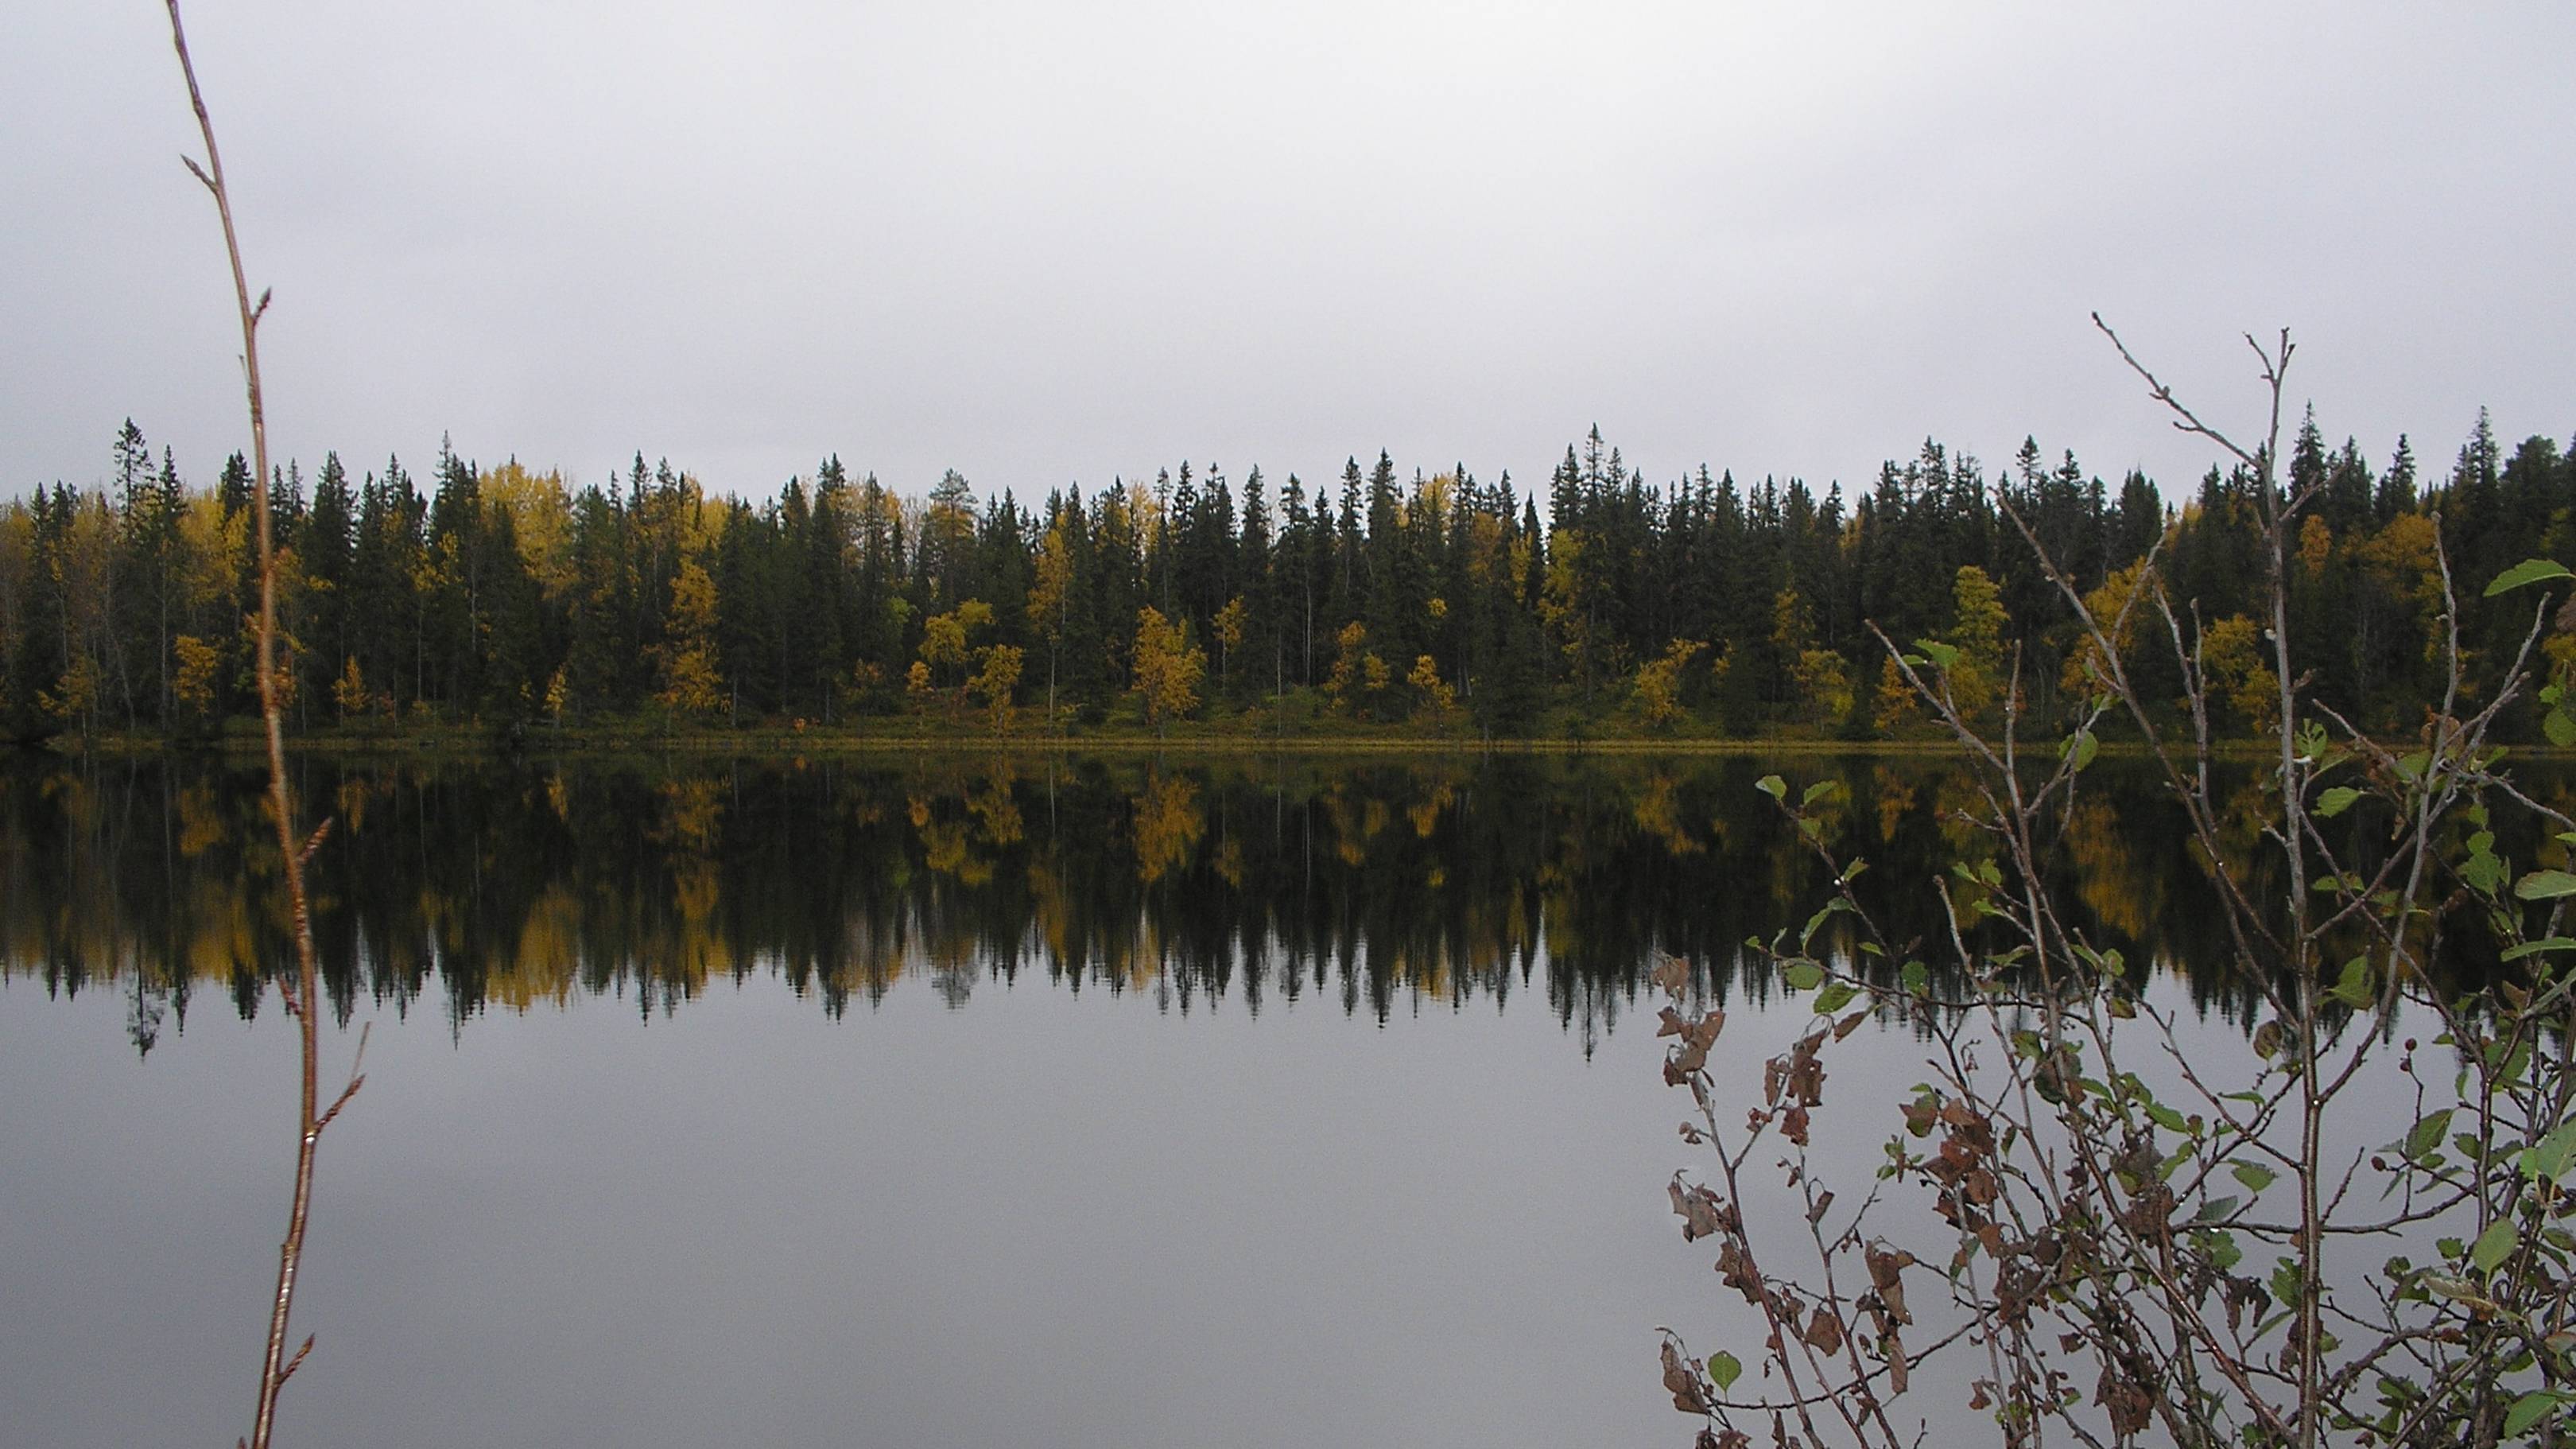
(6, 414), (2571, 750)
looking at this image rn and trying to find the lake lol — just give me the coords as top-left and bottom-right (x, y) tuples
(1, 750), (2271, 1447)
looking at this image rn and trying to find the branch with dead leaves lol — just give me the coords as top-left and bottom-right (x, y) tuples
(1658, 324), (2576, 1449)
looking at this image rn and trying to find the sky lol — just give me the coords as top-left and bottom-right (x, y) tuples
(6, 2), (2570, 507)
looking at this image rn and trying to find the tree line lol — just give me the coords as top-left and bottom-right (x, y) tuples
(4, 410), (2569, 742)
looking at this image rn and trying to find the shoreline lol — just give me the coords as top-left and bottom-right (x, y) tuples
(16, 724), (2428, 762)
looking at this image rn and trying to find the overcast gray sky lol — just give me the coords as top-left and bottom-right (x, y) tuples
(6, 2), (2570, 505)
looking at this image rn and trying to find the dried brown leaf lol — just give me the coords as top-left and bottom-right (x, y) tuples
(1652, 955), (1691, 996)
(1662, 1339), (1714, 1414)
(1865, 1246), (1914, 1325)
(1670, 1178), (1729, 1241)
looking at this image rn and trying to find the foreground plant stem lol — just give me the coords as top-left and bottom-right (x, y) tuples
(159, 6), (357, 1447)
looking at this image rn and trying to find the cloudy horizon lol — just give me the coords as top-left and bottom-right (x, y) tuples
(7, 2), (2570, 504)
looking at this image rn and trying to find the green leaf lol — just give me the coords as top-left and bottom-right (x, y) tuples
(1706, 1350), (1742, 1392)
(2502, 937), (2576, 961)
(2315, 786), (2362, 818)
(1813, 981), (1858, 1015)
(2143, 1100), (2190, 1134)
(2062, 728), (2099, 771)
(2518, 870), (2576, 901)
(2504, 1390), (2566, 1437)
(1801, 779), (1839, 806)
(2471, 1216), (2518, 1274)
(2485, 557), (2574, 596)
(1912, 639), (1960, 670)
(1899, 960), (1930, 996)
(2549, 708), (2576, 748)
(1783, 961), (1825, 992)
(2462, 849), (2506, 895)
(2524, 1121), (2576, 1182)
(2329, 955), (2374, 1009)
(2269, 1258), (2304, 1309)
(1755, 775), (1787, 802)
(2404, 1109), (2454, 1160)
(2202, 1228), (2242, 1271)
(2232, 1162), (2277, 1194)
(1800, 906), (1834, 948)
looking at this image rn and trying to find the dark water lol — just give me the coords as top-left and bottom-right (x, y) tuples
(2, 750), (2281, 1030)
(0, 750), (2373, 1447)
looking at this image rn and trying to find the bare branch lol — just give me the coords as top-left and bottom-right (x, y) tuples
(161, 6), (352, 1447)
(2092, 312), (2264, 471)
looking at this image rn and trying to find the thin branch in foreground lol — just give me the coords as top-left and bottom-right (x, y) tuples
(159, 6), (356, 1448)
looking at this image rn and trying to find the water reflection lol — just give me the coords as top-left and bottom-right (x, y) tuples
(2, 749), (2326, 1048)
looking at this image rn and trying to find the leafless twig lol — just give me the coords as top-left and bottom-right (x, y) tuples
(159, 6), (357, 1447)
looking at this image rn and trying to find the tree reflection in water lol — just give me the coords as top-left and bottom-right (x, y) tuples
(4, 750), (2405, 1050)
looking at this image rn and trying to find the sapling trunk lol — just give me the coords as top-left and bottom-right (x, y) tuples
(158, 7), (361, 1447)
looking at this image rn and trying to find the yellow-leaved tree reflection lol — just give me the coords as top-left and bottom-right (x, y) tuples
(6, 749), (2475, 1049)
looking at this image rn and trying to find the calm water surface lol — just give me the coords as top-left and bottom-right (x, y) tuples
(0, 751), (2414, 1446)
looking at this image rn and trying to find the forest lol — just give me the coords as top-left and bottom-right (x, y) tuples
(3, 411), (2570, 745)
